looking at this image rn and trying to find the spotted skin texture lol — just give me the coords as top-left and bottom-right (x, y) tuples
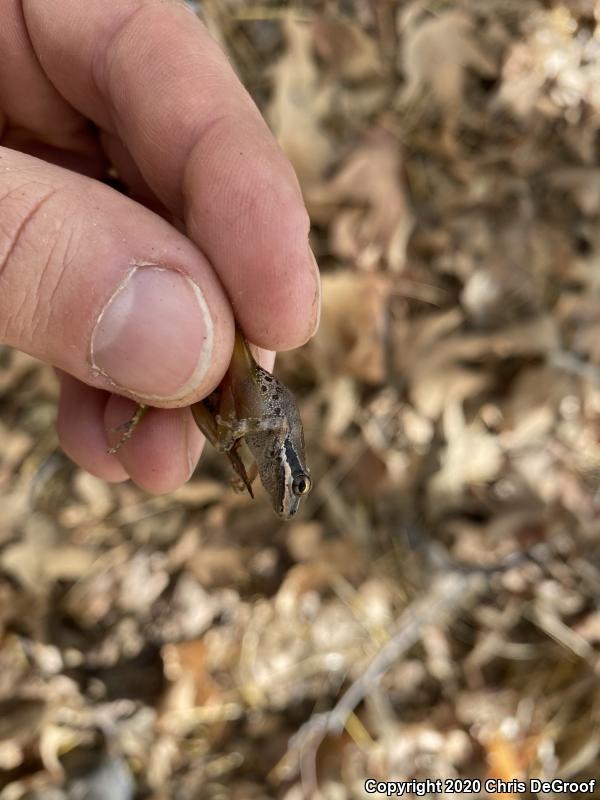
(193, 332), (311, 519)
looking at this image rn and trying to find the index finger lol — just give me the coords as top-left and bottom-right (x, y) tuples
(23, 0), (320, 350)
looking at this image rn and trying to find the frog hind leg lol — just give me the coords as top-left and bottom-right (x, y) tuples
(227, 441), (255, 498)
(107, 404), (149, 454)
(191, 400), (220, 448)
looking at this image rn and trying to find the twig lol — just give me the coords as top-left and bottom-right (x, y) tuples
(290, 567), (486, 798)
(549, 350), (600, 386)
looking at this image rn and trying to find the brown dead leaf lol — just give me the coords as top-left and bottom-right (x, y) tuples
(428, 402), (504, 513)
(162, 639), (223, 710)
(72, 471), (114, 520)
(548, 167), (600, 216)
(1, 514), (97, 593)
(267, 14), (333, 189)
(310, 127), (413, 271)
(310, 269), (390, 385)
(188, 544), (250, 589)
(153, 573), (218, 642)
(118, 552), (169, 613)
(312, 10), (383, 82)
(497, 7), (600, 121)
(574, 611), (600, 642)
(401, 312), (559, 420)
(398, 6), (497, 136)
(276, 551), (364, 617)
(485, 729), (540, 792)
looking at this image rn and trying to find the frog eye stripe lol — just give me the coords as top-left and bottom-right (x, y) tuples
(284, 437), (305, 479)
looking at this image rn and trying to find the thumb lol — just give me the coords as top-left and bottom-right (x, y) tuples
(0, 147), (233, 405)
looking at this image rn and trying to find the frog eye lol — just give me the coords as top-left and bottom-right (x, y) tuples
(292, 474), (312, 497)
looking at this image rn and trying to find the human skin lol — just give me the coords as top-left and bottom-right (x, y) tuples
(0, 0), (320, 493)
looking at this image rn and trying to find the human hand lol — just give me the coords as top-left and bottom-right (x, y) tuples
(0, 0), (320, 493)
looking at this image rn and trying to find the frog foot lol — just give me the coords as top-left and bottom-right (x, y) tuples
(107, 404), (149, 454)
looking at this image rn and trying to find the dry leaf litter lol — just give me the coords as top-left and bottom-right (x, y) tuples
(2, 1), (600, 797)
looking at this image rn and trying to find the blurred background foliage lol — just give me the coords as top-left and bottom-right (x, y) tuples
(3, 0), (600, 797)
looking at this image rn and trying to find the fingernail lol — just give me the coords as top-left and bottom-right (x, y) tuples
(91, 266), (213, 401)
(308, 246), (321, 337)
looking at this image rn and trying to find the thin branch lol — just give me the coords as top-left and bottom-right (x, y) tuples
(290, 568), (486, 798)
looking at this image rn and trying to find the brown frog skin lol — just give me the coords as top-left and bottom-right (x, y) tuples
(191, 330), (311, 519)
(110, 330), (311, 519)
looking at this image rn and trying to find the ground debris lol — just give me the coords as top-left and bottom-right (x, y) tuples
(3, 1), (600, 796)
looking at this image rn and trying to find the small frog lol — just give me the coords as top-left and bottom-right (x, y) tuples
(110, 330), (311, 519)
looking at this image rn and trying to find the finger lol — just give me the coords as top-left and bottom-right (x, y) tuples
(104, 395), (205, 494)
(0, 0), (96, 156)
(57, 372), (128, 483)
(0, 146), (234, 407)
(57, 372), (206, 492)
(99, 130), (162, 208)
(22, 0), (321, 350)
(58, 346), (275, 490)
